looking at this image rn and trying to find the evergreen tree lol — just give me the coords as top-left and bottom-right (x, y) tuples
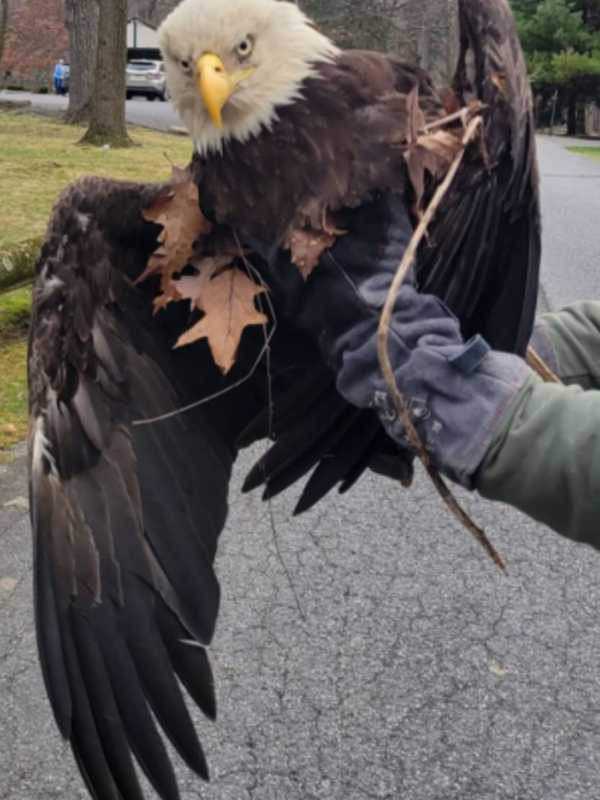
(511, 0), (600, 134)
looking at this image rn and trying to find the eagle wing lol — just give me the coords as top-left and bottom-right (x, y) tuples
(333, 0), (540, 354)
(416, 0), (540, 354)
(28, 178), (270, 800)
(29, 177), (391, 799)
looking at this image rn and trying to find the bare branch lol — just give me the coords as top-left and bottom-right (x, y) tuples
(376, 114), (507, 572)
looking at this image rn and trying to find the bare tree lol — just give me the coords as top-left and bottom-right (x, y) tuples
(0, 0), (9, 81)
(65, 0), (99, 123)
(299, 0), (458, 84)
(81, 0), (130, 147)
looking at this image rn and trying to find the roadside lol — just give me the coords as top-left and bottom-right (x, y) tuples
(536, 135), (600, 310)
(0, 90), (182, 133)
(0, 287), (30, 455)
(568, 146), (600, 161)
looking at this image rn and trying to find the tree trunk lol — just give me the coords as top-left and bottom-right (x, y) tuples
(65, 0), (99, 123)
(0, 0), (9, 82)
(81, 0), (131, 147)
(575, 99), (587, 136)
(567, 91), (578, 136)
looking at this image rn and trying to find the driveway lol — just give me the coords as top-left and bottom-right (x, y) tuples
(2, 134), (600, 800)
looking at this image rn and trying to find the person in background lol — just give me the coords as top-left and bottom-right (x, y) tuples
(53, 59), (66, 95)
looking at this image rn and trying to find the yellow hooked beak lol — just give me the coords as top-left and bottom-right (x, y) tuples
(196, 53), (255, 128)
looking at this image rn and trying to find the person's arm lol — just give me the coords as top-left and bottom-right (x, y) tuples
(477, 301), (600, 544)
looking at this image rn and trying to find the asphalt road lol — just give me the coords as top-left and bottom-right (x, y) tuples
(2, 132), (600, 800)
(0, 91), (181, 131)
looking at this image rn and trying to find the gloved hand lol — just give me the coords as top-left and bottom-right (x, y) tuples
(249, 191), (531, 488)
(248, 191), (416, 371)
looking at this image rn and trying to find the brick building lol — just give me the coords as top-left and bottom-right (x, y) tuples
(2, 0), (68, 90)
(0, 0), (178, 91)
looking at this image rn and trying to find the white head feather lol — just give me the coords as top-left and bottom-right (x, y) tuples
(159, 0), (339, 154)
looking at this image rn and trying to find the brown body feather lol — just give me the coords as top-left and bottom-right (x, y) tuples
(194, 52), (441, 242)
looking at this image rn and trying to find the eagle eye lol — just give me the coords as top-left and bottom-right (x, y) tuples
(235, 35), (254, 60)
(180, 58), (191, 71)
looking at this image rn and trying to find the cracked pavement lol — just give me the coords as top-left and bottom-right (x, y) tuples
(2, 137), (600, 800)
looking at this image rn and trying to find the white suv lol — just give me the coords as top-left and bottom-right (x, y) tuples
(126, 60), (168, 101)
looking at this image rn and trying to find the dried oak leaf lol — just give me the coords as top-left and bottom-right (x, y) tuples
(139, 166), (212, 300)
(175, 258), (267, 374)
(404, 87), (463, 211)
(285, 227), (337, 280)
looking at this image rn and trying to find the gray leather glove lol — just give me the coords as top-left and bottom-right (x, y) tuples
(335, 287), (531, 487)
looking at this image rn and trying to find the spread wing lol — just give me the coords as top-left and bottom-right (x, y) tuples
(28, 178), (268, 800)
(417, 0), (540, 354)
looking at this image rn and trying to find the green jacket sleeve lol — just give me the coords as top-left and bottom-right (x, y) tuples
(476, 301), (600, 545)
(476, 376), (600, 545)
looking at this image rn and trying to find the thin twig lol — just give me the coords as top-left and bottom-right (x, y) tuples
(526, 345), (561, 384)
(377, 115), (506, 573)
(132, 332), (275, 426)
(422, 102), (484, 134)
(237, 237), (307, 622)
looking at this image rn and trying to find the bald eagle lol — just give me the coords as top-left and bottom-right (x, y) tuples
(28, 0), (539, 798)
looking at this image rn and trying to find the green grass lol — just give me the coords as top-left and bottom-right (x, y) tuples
(0, 285), (31, 338)
(0, 286), (31, 451)
(0, 110), (193, 250)
(567, 146), (600, 161)
(0, 112), (193, 451)
(0, 341), (28, 452)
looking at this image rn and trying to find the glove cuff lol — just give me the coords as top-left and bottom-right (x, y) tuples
(377, 345), (532, 488)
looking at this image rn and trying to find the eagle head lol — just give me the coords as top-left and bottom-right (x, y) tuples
(159, 0), (339, 154)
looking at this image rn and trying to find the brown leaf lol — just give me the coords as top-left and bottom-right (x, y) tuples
(139, 166), (212, 295)
(285, 227), (337, 280)
(175, 261), (267, 374)
(405, 115), (463, 211)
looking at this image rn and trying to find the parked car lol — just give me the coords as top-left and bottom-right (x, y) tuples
(126, 59), (168, 101)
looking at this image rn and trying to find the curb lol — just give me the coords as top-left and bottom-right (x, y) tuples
(0, 99), (32, 111)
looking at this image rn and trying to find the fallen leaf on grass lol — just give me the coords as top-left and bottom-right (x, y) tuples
(175, 259), (267, 374)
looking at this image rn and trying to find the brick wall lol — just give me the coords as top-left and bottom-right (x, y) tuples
(2, 0), (68, 90)
(0, 0), (179, 91)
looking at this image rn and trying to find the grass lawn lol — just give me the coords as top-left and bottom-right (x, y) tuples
(0, 110), (193, 250)
(0, 111), (194, 453)
(0, 286), (31, 454)
(567, 146), (600, 161)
